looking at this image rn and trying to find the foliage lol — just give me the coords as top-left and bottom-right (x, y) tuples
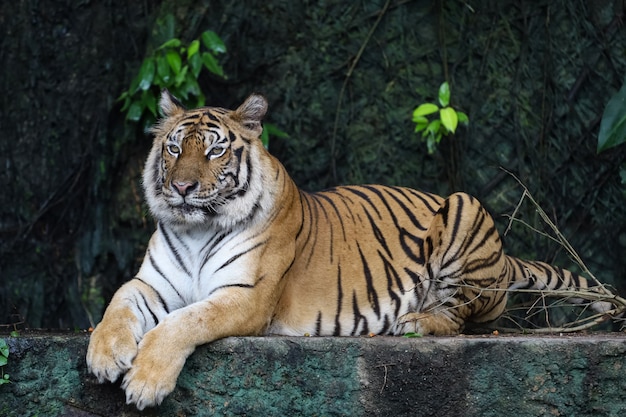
(118, 16), (227, 128)
(403, 332), (423, 338)
(597, 80), (626, 153)
(0, 338), (9, 385)
(117, 16), (286, 148)
(412, 82), (469, 154)
(260, 123), (289, 149)
(597, 80), (626, 188)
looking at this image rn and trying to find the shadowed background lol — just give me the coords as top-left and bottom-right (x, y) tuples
(1, 0), (625, 329)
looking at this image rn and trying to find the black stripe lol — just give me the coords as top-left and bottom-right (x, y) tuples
(312, 192), (347, 245)
(381, 252), (403, 317)
(138, 292), (159, 326)
(398, 187), (441, 214)
(358, 243), (380, 319)
(203, 122), (221, 130)
(333, 264), (343, 336)
(363, 208), (393, 259)
(160, 225), (192, 277)
(208, 282), (255, 296)
(206, 112), (220, 122)
(350, 291), (368, 336)
(147, 250), (185, 303)
(341, 186), (382, 218)
(215, 240), (266, 272)
(315, 311), (322, 336)
(382, 187), (428, 231)
(134, 277), (172, 313)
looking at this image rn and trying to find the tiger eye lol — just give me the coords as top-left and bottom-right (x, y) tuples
(208, 147), (225, 158)
(167, 144), (181, 156)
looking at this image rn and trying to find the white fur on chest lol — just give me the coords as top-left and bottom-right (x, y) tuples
(137, 223), (258, 307)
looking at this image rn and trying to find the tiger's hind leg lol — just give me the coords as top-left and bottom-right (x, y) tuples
(397, 192), (510, 335)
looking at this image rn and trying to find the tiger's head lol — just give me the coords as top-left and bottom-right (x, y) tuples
(143, 90), (271, 230)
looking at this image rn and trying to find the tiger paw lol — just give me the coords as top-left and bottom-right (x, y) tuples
(86, 322), (138, 384)
(397, 311), (461, 336)
(121, 329), (189, 410)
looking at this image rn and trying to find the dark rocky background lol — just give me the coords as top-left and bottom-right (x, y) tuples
(1, 0), (625, 329)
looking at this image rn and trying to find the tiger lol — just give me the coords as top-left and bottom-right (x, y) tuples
(86, 90), (618, 410)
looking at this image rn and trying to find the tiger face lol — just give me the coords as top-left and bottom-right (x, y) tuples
(143, 91), (269, 229)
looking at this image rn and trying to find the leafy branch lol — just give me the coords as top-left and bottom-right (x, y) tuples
(412, 82), (468, 154)
(118, 27), (227, 127)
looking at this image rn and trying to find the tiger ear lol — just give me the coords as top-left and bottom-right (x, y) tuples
(159, 89), (185, 117)
(232, 94), (268, 135)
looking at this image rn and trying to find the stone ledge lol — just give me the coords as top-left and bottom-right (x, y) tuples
(1, 333), (625, 416)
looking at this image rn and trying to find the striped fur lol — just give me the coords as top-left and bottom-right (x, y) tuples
(87, 91), (613, 409)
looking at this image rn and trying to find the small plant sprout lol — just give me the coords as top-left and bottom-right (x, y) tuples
(412, 82), (469, 154)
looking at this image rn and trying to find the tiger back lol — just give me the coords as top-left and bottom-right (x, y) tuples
(86, 91), (617, 410)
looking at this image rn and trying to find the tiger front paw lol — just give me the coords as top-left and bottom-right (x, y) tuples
(86, 322), (139, 384)
(121, 328), (190, 410)
(397, 311), (462, 336)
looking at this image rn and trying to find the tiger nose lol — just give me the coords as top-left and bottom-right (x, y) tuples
(172, 181), (198, 196)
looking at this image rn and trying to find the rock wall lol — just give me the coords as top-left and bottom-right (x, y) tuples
(1, 334), (625, 416)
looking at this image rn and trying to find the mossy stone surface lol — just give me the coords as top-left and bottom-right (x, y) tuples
(1, 334), (625, 416)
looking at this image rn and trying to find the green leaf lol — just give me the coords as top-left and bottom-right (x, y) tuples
(117, 91), (128, 102)
(426, 135), (438, 154)
(189, 52), (202, 78)
(457, 111), (469, 125)
(412, 115), (428, 124)
(201, 30), (227, 54)
(260, 128), (270, 148)
(136, 58), (155, 91)
(180, 73), (201, 100)
(126, 101), (143, 122)
(413, 115), (428, 133)
(0, 357), (6, 367)
(0, 339), (8, 358)
(166, 50), (182, 75)
(440, 107), (459, 133)
(201, 52), (224, 77)
(119, 96), (131, 112)
(597, 82), (626, 153)
(157, 38), (181, 50)
(264, 123), (289, 139)
(142, 89), (157, 117)
(426, 119), (441, 136)
(187, 39), (200, 59)
(403, 332), (423, 338)
(438, 82), (451, 107)
(174, 65), (188, 87)
(412, 103), (439, 118)
(156, 55), (171, 85)
(155, 14), (176, 45)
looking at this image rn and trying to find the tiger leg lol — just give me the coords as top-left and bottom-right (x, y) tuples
(397, 192), (509, 335)
(87, 279), (166, 384)
(121, 285), (279, 410)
